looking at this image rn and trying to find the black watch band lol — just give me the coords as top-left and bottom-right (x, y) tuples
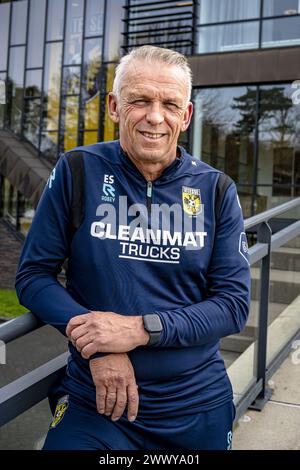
(142, 314), (163, 346)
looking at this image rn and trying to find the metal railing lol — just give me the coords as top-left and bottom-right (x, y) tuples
(0, 198), (300, 427)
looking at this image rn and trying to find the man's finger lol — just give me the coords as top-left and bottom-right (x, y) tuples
(105, 387), (117, 416)
(81, 342), (98, 359)
(127, 382), (139, 422)
(111, 386), (127, 421)
(75, 333), (95, 352)
(66, 316), (87, 337)
(70, 324), (89, 343)
(95, 384), (107, 414)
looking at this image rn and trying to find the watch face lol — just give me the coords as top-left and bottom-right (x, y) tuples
(144, 314), (162, 332)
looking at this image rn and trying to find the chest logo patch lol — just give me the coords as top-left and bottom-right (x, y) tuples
(182, 186), (202, 216)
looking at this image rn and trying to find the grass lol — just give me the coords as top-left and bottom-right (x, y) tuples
(0, 289), (28, 319)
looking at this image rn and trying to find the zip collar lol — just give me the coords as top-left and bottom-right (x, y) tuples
(118, 140), (186, 184)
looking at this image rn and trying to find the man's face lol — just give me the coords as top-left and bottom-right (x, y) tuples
(108, 60), (193, 166)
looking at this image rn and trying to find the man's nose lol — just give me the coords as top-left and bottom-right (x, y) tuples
(145, 102), (164, 126)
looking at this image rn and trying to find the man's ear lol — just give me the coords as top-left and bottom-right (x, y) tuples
(108, 93), (120, 123)
(181, 101), (193, 132)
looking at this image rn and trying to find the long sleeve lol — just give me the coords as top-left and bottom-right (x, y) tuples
(15, 154), (90, 336)
(153, 182), (251, 348)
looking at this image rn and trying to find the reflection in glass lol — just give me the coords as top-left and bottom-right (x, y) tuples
(27, 0), (46, 68)
(64, 0), (84, 65)
(2, 178), (18, 224)
(104, 0), (123, 61)
(193, 87), (255, 217)
(83, 38), (102, 130)
(86, 0), (104, 37)
(104, 64), (117, 141)
(197, 21), (259, 53)
(18, 195), (34, 237)
(40, 132), (58, 163)
(47, 0), (65, 41)
(64, 96), (79, 152)
(84, 131), (98, 146)
(0, 3), (10, 70)
(24, 98), (40, 147)
(198, 0), (260, 23)
(11, 0), (27, 45)
(262, 16), (300, 48)
(8, 47), (25, 133)
(263, 0), (300, 17)
(25, 70), (42, 97)
(43, 42), (62, 131)
(0, 72), (5, 128)
(258, 84), (300, 208)
(62, 66), (81, 95)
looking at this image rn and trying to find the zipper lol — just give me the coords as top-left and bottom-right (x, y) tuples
(146, 181), (152, 216)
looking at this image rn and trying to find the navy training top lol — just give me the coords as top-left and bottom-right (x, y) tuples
(15, 140), (250, 419)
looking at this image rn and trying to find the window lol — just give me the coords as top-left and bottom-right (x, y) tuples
(197, 21), (259, 53)
(47, 0), (65, 41)
(198, 0), (260, 23)
(262, 15), (300, 48)
(11, 0), (27, 46)
(64, 0), (84, 65)
(27, 0), (46, 68)
(0, 3), (10, 70)
(8, 46), (25, 134)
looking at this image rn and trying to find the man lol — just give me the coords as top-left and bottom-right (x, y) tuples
(15, 45), (250, 450)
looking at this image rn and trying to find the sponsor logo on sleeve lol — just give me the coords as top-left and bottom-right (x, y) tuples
(239, 232), (249, 264)
(47, 168), (56, 189)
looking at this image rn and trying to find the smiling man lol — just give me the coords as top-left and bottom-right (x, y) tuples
(15, 46), (250, 450)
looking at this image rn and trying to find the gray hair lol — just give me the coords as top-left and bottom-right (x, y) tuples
(112, 45), (192, 103)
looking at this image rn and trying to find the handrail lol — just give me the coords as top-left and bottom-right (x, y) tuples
(244, 197), (300, 230)
(0, 312), (42, 344)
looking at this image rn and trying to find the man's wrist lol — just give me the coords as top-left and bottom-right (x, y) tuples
(132, 316), (150, 346)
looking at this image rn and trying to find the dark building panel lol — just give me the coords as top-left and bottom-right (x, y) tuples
(189, 46), (300, 86)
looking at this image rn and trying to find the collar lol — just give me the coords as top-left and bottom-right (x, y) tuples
(118, 141), (186, 183)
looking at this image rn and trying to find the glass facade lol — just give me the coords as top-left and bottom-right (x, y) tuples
(193, 83), (300, 216)
(0, 175), (34, 237)
(0, 0), (299, 217)
(0, 0), (123, 164)
(196, 0), (300, 53)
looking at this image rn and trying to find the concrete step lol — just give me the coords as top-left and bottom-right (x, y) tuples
(251, 268), (300, 304)
(271, 247), (300, 272)
(221, 301), (289, 354)
(283, 234), (300, 249)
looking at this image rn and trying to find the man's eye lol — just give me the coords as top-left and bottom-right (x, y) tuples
(165, 102), (179, 109)
(133, 100), (147, 105)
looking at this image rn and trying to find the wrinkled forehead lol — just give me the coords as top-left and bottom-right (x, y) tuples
(119, 59), (189, 101)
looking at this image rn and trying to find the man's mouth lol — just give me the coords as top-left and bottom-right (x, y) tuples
(138, 131), (166, 140)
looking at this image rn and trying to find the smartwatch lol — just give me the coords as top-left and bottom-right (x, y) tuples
(142, 314), (163, 346)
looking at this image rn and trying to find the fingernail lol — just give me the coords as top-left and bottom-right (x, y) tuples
(129, 416), (136, 422)
(98, 409), (104, 414)
(111, 417), (119, 421)
(105, 412), (111, 416)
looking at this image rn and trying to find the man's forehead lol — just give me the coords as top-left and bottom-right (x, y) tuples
(120, 61), (188, 100)
(126, 86), (184, 101)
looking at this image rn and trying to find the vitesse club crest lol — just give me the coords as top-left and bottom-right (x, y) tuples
(182, 186), (202, 216)
(50, 395), (69, 429)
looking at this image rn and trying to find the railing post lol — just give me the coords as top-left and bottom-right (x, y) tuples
(250, 221), (273, 410)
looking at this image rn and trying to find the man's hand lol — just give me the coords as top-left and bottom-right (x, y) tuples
(66, 311), (149, 359)
(89, 353), (139, 422)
